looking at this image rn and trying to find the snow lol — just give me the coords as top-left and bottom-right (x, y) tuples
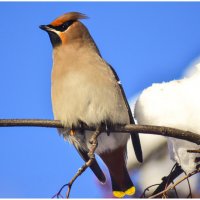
(127, 94), (167, 170)
(127, 96), (171, 192)
(134, 60), (200, 174)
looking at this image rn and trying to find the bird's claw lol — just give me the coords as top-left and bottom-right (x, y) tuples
(69, 129), (75, 136)
(195, 157), (200, 163)
(103, 121), (111, 136)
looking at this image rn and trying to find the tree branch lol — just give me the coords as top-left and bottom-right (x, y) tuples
(0, 119), (199, 145)
(52, 125), (102, 198)
(149, 169), (200, 198)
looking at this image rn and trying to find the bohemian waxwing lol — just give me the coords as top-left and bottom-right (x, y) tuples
(40, 12), (143, 198)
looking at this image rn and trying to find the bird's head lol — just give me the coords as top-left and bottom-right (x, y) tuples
(39, 12), (89, 48)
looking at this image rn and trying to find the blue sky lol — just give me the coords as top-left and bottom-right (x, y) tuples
(1, 2), (200, 198)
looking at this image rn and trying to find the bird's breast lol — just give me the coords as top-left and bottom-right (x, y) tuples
(51, 49), (129, 128)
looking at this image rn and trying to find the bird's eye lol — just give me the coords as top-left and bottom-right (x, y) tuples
(56, 20), (74, 32)
(47, 20), (75, 32)
(61, 24), (67, 30)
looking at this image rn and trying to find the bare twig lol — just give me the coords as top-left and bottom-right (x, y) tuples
(187, 149), (200, 153)
(172, 180), (179, 198)
(140, 184), (160, 198)
(0, 119), (200, 145)
(52, 125), (102, 198)
(183, 171), (192, 198)
(52, 184), (67, 198)
(149, 164), (183, 198)
(146, 152), (199, 198)
(149, 169), (200, 199)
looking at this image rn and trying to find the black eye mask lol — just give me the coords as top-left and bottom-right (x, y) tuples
(48, 20), (75, 32)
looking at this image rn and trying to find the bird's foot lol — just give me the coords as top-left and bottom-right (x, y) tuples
(69, 129), (75, 136)
(101, 121), (112, 136)
(195, 156), (200, 169)
(69, 121), (86, 136)
(195, 157), (200, 163)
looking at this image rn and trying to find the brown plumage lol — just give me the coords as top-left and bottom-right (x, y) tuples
(50, 12), (87, 26)
(40, 12), (143, 198)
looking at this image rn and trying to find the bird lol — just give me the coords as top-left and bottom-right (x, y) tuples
(40, 12), (143, 198)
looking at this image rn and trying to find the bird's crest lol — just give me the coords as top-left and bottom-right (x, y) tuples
(50, 12), (88, 26)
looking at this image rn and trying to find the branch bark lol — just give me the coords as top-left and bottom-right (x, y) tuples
(149, 169), (200, 198)
(0, 119), (199, 145)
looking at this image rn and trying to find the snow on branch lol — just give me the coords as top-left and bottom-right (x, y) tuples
(0, 119), (200, 145)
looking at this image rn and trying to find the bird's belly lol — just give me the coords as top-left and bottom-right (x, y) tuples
(51, 70), (129, 128)
(67, 129), (130, 154)
(85, 131), (130, 154)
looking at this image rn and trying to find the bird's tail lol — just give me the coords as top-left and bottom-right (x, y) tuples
(110, 169), (135, 198)
(99, 146), (135, 198)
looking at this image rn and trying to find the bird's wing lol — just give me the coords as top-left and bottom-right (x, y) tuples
(108, 64), (143, 163)
(74, 145), (106, 183)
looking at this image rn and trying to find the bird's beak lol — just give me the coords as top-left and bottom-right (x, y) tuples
(39, 25), (51, 32)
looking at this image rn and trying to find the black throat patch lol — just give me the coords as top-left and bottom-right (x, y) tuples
(46, 20), (75, 48)
(47, 31), (62, 48)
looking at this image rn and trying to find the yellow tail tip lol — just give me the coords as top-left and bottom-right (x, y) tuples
(125, 186), (136, 196)
(113, 187), (136, 198)
(113, 191), (125, 198)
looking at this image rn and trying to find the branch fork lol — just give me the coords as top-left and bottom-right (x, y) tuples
(52, 125), (102, 198)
